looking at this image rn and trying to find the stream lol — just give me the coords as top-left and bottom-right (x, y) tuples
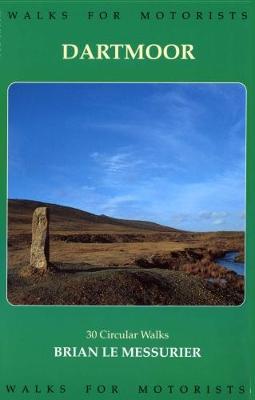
(215, 251), (244, 276)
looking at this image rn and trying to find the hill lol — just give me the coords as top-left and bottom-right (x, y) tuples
(8, 199), (180, 235)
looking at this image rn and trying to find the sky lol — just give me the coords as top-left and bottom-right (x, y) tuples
(8, 83), (245, 232)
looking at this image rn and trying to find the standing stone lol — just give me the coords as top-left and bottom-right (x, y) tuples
(30, 207), (49, 270)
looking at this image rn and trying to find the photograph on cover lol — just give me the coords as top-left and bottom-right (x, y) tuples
(8, 83), (245, 306)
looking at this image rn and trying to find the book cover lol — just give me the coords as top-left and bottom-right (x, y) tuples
(0, 0), (254, 399)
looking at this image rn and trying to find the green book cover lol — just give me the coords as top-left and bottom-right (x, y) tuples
(0, 0), (254, 399)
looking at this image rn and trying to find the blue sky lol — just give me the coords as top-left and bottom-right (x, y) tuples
(8, 83), (245, 231)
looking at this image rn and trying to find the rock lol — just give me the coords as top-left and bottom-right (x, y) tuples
(30, 207), (49, 270)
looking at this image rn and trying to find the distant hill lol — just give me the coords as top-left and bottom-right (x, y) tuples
(8, 199), (180, 235)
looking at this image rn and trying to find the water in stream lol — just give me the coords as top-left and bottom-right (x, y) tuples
(216, 251), (244, 276)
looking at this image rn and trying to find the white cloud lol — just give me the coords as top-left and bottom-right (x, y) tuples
(240, 211), (246, 220)
(101, 194), (138, 213)
(90, 151), (144, 175)
(199, 211), (229, 220)
(212, 219), (224, 226)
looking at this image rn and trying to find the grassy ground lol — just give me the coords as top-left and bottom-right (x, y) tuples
(9, 240), (191, 269)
